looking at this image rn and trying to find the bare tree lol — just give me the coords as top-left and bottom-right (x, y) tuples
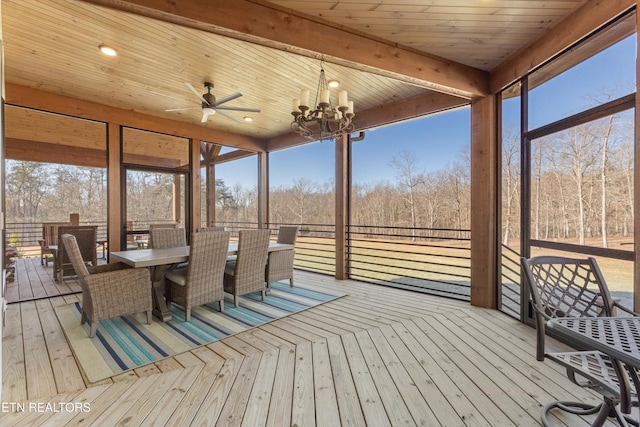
(389, 150), (424, 241)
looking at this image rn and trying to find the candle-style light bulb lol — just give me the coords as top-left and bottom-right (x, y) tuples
(300, 89), (310, 108)
(338, 90), (348, 108)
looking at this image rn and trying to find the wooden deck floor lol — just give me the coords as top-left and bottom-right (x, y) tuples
(0, 258), (630, 426)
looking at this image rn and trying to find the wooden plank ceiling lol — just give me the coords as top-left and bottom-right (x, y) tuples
(2, 0), (589, 150)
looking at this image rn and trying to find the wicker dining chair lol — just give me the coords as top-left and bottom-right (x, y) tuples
(54, 225), (98, 281)
(224, 229), (270, 307)
(62, 234), (152, 338)
(521, 255), (639, 427)
(265, 226), (299, 288)
(199, 226), (225, 232)
(147, 223), (178, 248)
(150, 227), (187, 249)
(165, 231), (230, 321)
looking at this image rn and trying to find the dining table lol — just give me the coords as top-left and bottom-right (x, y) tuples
(110, 242), (294, 322)
(547, 316), (640, 421)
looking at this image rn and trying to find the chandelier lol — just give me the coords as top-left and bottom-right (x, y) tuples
(291, 61), (355, 140)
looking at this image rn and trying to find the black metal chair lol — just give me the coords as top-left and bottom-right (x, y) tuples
(521, 255), (639, 427)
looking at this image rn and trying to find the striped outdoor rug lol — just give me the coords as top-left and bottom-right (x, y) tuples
(55, 282), (344, 383)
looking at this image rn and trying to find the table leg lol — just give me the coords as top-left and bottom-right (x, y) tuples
(150, 265), (172, 322)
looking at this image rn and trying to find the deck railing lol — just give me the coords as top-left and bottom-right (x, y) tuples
(6, 221), (108, 258)
(348, 225), (471, 300)
(8, 220), (474, 302)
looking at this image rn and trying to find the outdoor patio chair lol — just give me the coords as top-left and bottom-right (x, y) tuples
(39, 221), (70, 266)
(147, 222), (178, 248)
(62, 233), (152, 338)
(265, 226), (299, 288)
(521, 255), (640, 427)
(224, 229), (270, 307)
(165, 231), (230, 321)
(54, 225), (98, 281)
(199, 226), (225, 232)
(150, 227), (187, 249)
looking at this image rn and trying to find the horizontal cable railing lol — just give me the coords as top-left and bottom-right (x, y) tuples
(348, 225), (471, 301)
(7, 221), (108, 258)
(500, 244), (522, 319)
(268, 222), (336, 275)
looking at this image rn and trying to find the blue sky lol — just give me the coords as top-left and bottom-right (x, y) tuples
(217, 34), (635, 190)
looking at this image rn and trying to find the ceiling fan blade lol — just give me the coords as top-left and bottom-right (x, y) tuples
(201, 112), (210, 123)
(213, 92), (242, 106)
(185, 82), (209, 105)
(216, 110), (242, 123)
(216, 106), (261, 113)
(165, 106), (201, 112)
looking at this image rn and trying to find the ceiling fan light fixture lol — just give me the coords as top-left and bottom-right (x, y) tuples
(203, 107), (216, 115)
(98, 45), (117, 56)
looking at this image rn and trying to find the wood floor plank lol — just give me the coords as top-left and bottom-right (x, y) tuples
(21, 300), (58, 399)
(131, 365), (203, 426)
(1, 302), (27, 402)
(109, 368), (184, 426)
(83, 373), (164, 426)
(367, 325), (450, 426)
(33, 297), (85, 394)
(165, 356), (227, 426)
(241, 349), (279, 427)
(291, 340), (315, 427)
(265, 345), (295, 427)
(388, 322), (491, 427)
(325, 335), (366, 427)
(412, 315), (542, 426)
(353, 328), (417, 426)
(340, 332), (391, 426)
(312, 339), (341, 427)
(212, 352), (263, 427)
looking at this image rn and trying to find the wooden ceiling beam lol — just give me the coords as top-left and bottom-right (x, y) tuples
(267, 91), (469, 151)
(6, 138), (107, 168)
(81, 0), (489, 99)
(5, 83), (267, 153)
(215, 149), (258, 164)
(490, 0), (634, 94)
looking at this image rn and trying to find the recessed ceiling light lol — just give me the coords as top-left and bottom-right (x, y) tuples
(243, 116), (253, 122)
(99, 45), (117, 56)
(328, 80), (340, 88)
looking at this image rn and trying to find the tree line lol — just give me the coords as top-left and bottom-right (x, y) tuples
(502, 110), (634, 248)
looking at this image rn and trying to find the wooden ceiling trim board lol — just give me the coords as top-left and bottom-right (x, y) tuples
(267, 90), (468, 151)
(5, 83), (266, 152)
(490, 0), (634, 93)
(6, 138), (107, 168)
(80, 0), (489, 99)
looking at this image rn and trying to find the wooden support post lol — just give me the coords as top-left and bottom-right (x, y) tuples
(470, 95), (499, 308)
(190, 139), (201, 233)
(258, 152), (268, 229)
(107, 122), (122, 254)
(335, 131), (349, 280)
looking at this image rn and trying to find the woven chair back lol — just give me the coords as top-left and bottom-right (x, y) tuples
(61, 234), (91, 287)
(187, 231), (230, 294)
(234, 229), (270, 284)
(150, 228), (186, 249)
(276, 226), (299, 245)
(57, 226), (97, 279)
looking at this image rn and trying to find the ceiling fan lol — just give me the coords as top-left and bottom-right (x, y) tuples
(165, 82), (260, 123)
